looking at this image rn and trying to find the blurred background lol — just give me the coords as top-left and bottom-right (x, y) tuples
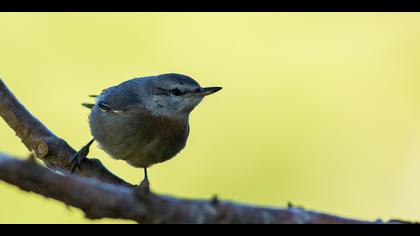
(1, 13), (420, 223)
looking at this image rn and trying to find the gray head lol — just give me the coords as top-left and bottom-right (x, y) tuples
(99, 73), (222, 120)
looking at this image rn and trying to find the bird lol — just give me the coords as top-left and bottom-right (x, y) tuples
(70, 73), (222, 189)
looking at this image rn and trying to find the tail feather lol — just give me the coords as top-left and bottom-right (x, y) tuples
(82, 94), (98, 109)
(82, 103), (95, 109)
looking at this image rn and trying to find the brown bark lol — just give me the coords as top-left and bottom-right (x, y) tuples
(0, 79), (129, 186)
(0, 78), (414, 224)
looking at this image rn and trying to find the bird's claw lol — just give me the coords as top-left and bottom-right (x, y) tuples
(68, 139), (95, 173)
(138, 178), (150, 193)
(69, 152), (86, 173)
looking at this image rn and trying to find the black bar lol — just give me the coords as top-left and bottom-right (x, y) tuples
(0, 0), (419, 12)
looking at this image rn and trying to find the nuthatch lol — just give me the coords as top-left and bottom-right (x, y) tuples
(71, 73), (222, 189)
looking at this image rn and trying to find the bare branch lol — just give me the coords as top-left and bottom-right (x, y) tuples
(1, 153), (410, 224)
(0, 79), (130, 186)
(0, 78), (415, 224)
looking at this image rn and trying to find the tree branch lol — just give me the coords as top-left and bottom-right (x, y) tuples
(0, 78), (414, 224)
(0, 79), (130, 186)
(1, 153), (409, 224)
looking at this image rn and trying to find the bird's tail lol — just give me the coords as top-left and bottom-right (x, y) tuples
(82, 103), (95, 109)
(82, 94), (99, 109)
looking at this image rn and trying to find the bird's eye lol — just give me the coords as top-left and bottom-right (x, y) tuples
(171, 88), (182, 96)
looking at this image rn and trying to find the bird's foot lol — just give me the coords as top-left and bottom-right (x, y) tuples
(138, 178), (151, 193)
(137, 168), (151, 193)
(68, 139), (95, 173)
(69, 152), (85, 173)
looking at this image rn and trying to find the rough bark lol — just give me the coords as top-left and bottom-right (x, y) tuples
(0, 78), (414, 224)
(0, 79), (130, 186)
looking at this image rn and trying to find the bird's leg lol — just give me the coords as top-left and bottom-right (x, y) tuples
(138, 168), (150, 192)
(144, 168), (149, 182)
(69, 139), (95, 173)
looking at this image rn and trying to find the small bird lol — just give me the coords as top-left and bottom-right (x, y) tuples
(71, 73), (222, 189)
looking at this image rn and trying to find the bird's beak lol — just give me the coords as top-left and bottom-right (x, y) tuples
(199, 87), (223, 96)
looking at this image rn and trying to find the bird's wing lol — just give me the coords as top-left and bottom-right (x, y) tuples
(99, 86), (141, 111)
(81, 81), (142, 111)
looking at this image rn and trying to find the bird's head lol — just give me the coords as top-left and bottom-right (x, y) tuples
(142, 73), (222, 120)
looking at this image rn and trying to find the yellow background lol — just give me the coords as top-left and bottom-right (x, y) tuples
(1, 13), (420, 223)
